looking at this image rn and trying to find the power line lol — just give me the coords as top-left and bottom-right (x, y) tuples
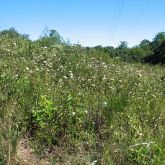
(110, 0), (120, 35)
(111, 0), (126, 43)
(109, 0), (120, 46)
(127, 0), (151, 37)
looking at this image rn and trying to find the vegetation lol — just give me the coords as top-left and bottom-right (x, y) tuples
(0, 28), (165, 164)
(89, 32), (165, 64)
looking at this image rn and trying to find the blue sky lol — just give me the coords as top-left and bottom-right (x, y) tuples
(0, 0), (165, 47)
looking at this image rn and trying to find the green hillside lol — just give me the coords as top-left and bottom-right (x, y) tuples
(0, 29), (165, 165)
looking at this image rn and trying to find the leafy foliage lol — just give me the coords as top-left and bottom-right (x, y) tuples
(0, 28), (165, 164)
(145, 40), (165, 64)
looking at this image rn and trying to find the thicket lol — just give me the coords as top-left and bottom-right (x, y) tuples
(89, 32), (165, 65)
(0, 28), (165, 164)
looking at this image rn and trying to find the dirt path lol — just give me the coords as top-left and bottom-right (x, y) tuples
(14, 139), (50, 165)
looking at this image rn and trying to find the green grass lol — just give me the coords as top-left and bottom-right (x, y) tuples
(0, 35), (165, 164)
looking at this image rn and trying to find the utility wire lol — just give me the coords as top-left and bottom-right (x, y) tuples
(109, 0), (121, 46)
(110, 0), (120, 36)
(111, 0), (126, 43)
(126, 0), (151, 38)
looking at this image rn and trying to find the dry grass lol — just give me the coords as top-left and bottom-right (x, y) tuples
(12, 139), (50, 165)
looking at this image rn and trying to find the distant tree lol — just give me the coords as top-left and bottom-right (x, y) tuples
(104, 46), (114, 51)
(22, 34), (30, 40)
(139, 39), (153, 57)
(140, 39), (151, 48)
(117, 41), (128, 49)
(0, 27), (30, 40)
(145, 40), (165, 64)
(104, 46), (116, 57)
(144, 33), (165, 64)
(93, 45), (103, 50)
(0, 27), (20, 38)
(38, 28), (64, 47)
(115, 41), (129, 60)
(85, 46), (91, 51)
(157, 40), (165, 63)
(129, 47), (146, 62)
(152, 32), (165, 49)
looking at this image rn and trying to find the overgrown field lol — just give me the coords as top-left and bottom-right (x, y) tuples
(0, 34), (165, 165)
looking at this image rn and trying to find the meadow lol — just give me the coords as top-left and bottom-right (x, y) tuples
(0, 30), (165, 165)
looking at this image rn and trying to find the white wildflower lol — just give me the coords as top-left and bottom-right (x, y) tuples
(103, 101), (107, 107)
(103, 75), (106, 80)
(63, 76), (68, 79)
(25, 67), (29, 71)
(72, 112), (76, 116)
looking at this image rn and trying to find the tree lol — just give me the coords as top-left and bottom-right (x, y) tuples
(145, 40), (165, 64)
(139, 39), (153, 56)
(104, 46), (115, 56)
(0, 27), (30, 40)
(93, 45), (103, 50)
(115, 41), (129, 61)
(0, 27), (20, 38)
(38, 28), (64, 47)
(129, 47), (146, 62)
(140, 39), (151, 48)
(117, 41), (128, 49)
(152, 32), (165, 49)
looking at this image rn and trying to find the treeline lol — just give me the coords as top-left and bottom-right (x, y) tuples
(86, 32), (165, 65)
(0, 27), (165, 65)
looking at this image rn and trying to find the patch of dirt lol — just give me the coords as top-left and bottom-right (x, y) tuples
(14, 139), (50, 165)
